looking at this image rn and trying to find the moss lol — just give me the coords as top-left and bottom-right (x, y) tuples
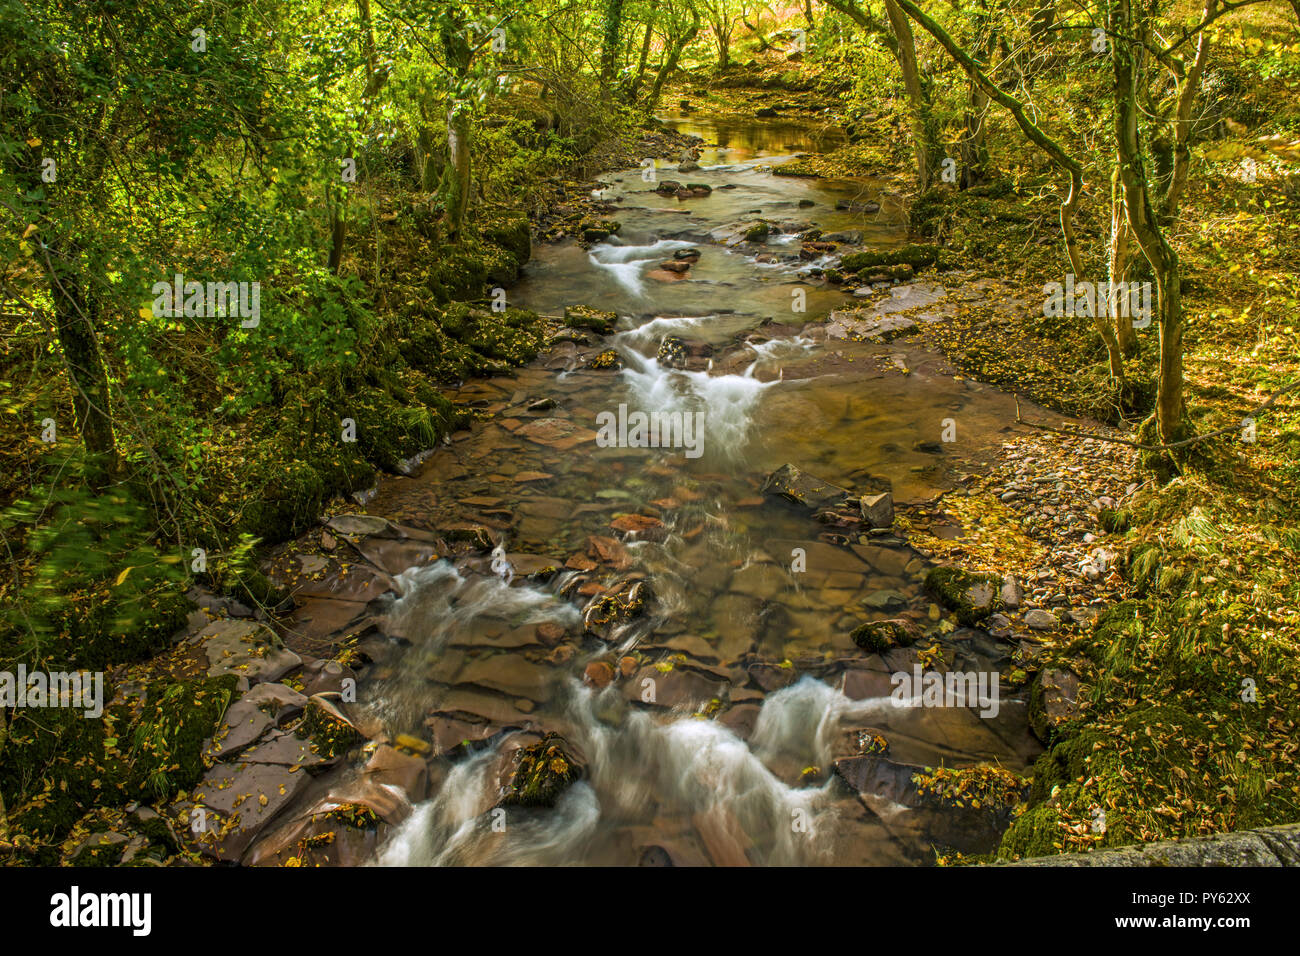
(563, 305), (617, 335)
(479, 215), (532, 265)
(69, 833), (128, 867)
(42, 585), (192, 672)
(350, 385), (448, 473)
(850, 618), (920, 652)
(841, 243), (943, 273)
(127, 674), (240, 800)
(924, 566), (1003, 625)
(997, 803), (1068, 860)
(743, 222), (770, 242)
(499, 733), (582, 808)
(0, 674), (237, 855)
(580, 218), (621, 243)
(425, 239), (522, 303)
(300, 697), (362, 759)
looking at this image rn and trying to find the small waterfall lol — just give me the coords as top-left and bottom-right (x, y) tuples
(373, 677), (873, 867)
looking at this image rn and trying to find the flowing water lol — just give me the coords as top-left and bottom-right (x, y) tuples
(357, 115), (1043, 866)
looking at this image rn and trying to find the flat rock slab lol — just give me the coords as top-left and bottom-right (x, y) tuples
(197, 619), (301, 684)
(239, 730), (327, 768)
(625, 665), (727, 710)
(351, 537), (441, 576)
(826, 311), (916, 342)
(185, 761), (310, 862)
(456, 654), (556, 701)
(282, 598), (369, 648)
(326, 514), (400, 537)
(204, 698), (275, 761)
(293, 565), (396, 603)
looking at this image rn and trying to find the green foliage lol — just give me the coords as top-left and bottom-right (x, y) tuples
(0, 479), (190, 670)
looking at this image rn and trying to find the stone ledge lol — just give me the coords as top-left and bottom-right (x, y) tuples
(1005, 822), (1300, 866)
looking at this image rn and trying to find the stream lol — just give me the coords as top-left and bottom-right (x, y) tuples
(349, 114), (1044, 866)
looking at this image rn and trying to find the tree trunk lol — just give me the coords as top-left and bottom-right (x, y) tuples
(959, 78), (990, 187)
(1109, 165), (1139, 357)
(629, 21), (654, 100)
(647, 13), (699, 110)
(826, 0), (940, 191)
(883, 0), (939, 190)
(46, 239), (119, 483)
(439, 15), (474, 240)
(600, 0), (625, 97)
(1112, 0), (1185, 439)
(444, 105), (471, 239)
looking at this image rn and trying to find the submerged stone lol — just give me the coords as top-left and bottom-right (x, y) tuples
(498, 733), (583, 808)
(924, 565), (1003, 626)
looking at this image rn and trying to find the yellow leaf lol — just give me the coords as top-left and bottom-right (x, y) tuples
(114, 567), (133, 586)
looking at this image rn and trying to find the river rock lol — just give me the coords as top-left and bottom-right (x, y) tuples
(1000, 574), (1024, 609)
(184, 760), (310, 862)
(924, 566), (1003, 626)
(850, 618), (921, 652)
(860, 492), (894, 528)
(363, 744), (430, 802)
(1024, 608), (1058, 631)
(563, 305), (617, 334)
(203, 697), (275, 761)
(496, 733), (584, 808)
(197, 619), (301, 685)
(761, 463), (851, 512)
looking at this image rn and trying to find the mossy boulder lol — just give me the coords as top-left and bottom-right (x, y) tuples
(841, 243), (944, 274)
(743, 222), (770, 242)
(300, 694), (364, 759)
(0, 674), (237, 860)
(426, 239), (522, 303)
(924, 566), (1003, 625)
(563, 305), (617, 335)
(498, 733), (583, 808)
(579, 218), (621, 243)
(851, 618), (922, 652)
(479, 216), (532, 265)
(1028, 667), (1082, 744)
(586, 349), (622, 370)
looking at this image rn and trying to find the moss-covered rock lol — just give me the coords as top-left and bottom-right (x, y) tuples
(841, 243), (944, 273)
(0, 673), (237, 859)
(300, 695), (363, 759)
(579, 218), (621, 243)
(586, 349), (622, 370)
(924, 566), (1003, 626)
(563, 305), (617, 335)
(499, 733), (583, 808)
(479, 215), (532, 265)
(851, 618), (922, 652)
(743, 222), (770, 242)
